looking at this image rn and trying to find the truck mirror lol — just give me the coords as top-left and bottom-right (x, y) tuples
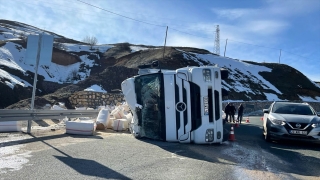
(152, 61), (159, 68)
(222, 88), (228, 96)
(220, 68), (228, 80)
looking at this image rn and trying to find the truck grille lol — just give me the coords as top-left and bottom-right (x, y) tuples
(208, 89), (213, 122)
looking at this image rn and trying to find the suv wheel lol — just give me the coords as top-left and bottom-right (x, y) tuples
(264, 126), (271, 142)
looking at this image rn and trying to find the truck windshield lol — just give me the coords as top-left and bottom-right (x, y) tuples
(134, 73), (165, 140)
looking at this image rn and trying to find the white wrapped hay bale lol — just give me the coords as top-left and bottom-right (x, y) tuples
(111, 107), (126, 119)
(77, 117), (94, 121)
(96, 122), (105, 130)
(112, 119), (127, 131)
(95, 109), (110, 130)
(122, 102), (130, 112)
(122, 113), (132, 130)
(106, 117), (115, 129)
(106, 105), (115, 111)
(124, 112), (132, 121)
(96, 109), (109, 126)
(66, 121), (96, 135)
(121, 118), (130, 130)
(0, 121), (21, 132)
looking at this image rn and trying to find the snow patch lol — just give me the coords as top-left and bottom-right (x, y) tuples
(298, 95), (320, 102)
(177, 49), (283, 98)
(264, 93), (282, 101)
(0, 135), (33, 174)
(0, 69), (31, 88)
(222, 142), (291, 179)
(63, 43), (112, 53)
(84, 84), (107, 93)
(130, 46), (149, 52)
(0, 41), (113, 85)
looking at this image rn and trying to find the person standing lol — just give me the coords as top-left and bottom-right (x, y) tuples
(229, 103), (236, 123)
(224, 102), (230, 122)
(237, 104), (244, 124)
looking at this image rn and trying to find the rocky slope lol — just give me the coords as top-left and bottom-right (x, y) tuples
(1, 20), (320, 109)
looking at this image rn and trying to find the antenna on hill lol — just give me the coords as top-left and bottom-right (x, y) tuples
(161, 26), (168, 72)
(214, 25), (220, 55)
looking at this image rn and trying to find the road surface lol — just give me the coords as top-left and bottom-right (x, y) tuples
(0, 117), (319, 180)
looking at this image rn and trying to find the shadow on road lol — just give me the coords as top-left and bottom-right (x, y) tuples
(0, 132), (103, 148)
(54, 156), (130, 179)
(29, 134), (131, 180)
(138, 121), (320, 177)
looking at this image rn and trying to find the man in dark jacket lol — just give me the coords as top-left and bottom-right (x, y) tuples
(229, 103), (236, 123)
(224, 103), (230, 122)
(237, 104), (244, 124)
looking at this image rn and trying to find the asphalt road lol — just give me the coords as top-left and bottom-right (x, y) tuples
(1, 117), (320, 180)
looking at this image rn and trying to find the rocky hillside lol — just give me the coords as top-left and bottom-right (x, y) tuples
(1, 20), (320, 109)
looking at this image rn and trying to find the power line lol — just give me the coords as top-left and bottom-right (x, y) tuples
(227, 39), (280, 50)
(12, 0), (215, 39)
(228, 40), (314, 60)
(63, 1), (320, 60)
(169, 27), (215, 39)
(10, 0), (126, 22)
(75, 1), (217, 39)
(76, 0), (166, 28)
(75, 0), (218, 38)
(12, 0), (217, 34)
(281, 50), (314, 60)
(9, 0), (316, 61)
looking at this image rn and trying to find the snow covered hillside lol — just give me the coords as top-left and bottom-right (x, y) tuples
(0, 41), (113, 84)
(1, 19), (320, 109)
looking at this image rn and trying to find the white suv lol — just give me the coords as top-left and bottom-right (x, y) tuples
(262, 102), (320, 143)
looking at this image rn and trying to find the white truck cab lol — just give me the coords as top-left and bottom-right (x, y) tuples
(121, 66), (228, 144)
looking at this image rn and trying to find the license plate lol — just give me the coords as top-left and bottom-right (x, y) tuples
(290, 130), (307, 135)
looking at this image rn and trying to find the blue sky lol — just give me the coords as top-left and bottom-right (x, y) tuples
(1, 0), (319, 81)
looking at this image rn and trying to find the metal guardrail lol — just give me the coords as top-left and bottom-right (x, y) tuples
(0, 109), (100, 122)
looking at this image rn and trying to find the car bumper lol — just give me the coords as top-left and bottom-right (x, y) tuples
(269, 124), (320, 143)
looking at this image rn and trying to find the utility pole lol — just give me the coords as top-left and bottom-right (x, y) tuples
(224, 39), (228, 57)
(278, 49), (282, 64)
(161, 26), (168, 71)
(162, 26), (168, 60)
(214, 25), (220, 55)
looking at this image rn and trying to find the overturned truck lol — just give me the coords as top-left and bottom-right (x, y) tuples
(121, 66), (228, 144)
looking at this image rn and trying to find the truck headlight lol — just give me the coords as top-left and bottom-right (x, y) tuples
(203, 96), (209, 115)
(203, 69), (211, 82)
(205, 129), (214, 142)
